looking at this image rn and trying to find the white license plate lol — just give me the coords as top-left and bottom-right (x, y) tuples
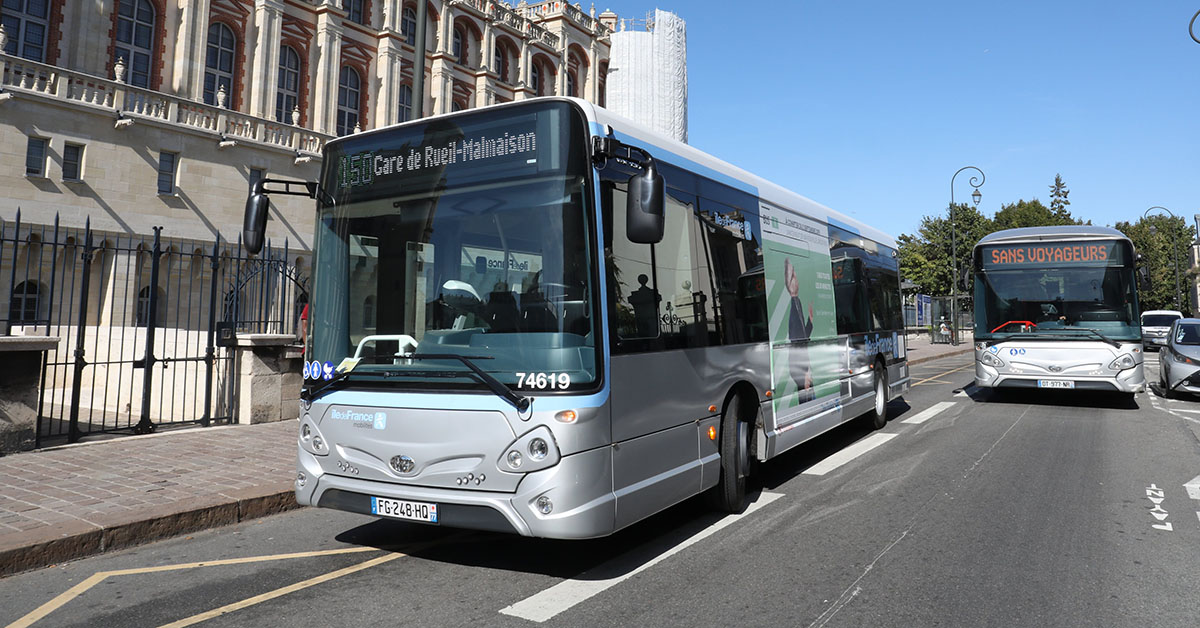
(370, 496), (438, 523)
(1037, 379), (1075, 389)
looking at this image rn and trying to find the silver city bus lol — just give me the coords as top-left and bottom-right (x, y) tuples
(243, 98), (909, 538)
(972, 226), (1145, 396)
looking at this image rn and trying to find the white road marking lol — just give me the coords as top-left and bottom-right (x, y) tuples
(1163, 407), (1200, 414)
(1184, 475), (1200, 501)
(499, 492), (785, 623)
(900, 401), (956, 425)
(802, 433), (899, 476)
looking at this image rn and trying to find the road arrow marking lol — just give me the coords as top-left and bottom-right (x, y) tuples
(1184, 475), (1200, 501)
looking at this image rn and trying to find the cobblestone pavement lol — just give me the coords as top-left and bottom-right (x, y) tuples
(0, 333), (973, 577)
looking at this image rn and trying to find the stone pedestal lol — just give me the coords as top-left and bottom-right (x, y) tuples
(0, 336), (59, 454)
(235, 334), (303, 425)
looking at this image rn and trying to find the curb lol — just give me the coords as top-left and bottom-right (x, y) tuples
(0, 485), (299, 578)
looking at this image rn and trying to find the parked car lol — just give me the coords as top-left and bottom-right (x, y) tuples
(1159, 318), (1200, 397)
(1142, 309), (1183, 350)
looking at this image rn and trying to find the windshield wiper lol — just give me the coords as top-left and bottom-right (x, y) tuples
(1057, 326), (1121, 348)
(410, 353), (531, 412)
(302, 368), (354, 402)
(1000, 329), (1121, 348)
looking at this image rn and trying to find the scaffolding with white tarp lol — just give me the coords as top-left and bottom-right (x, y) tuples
(607, 9), (688, 144)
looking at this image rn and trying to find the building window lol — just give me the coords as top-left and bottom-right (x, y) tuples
(157, 151), (177, 194)
(136, 286), (153, 326)
(276, 45), (300, 124)
(9, 281), (40, 324)
(531, 63), (541, 96)
(1, 0), (49, 62)
(452, 27), (464, 64)
(336, 66), (360, 136)
(363, 295), (375, 329)
(343, 0), (364, 25)
(494, 42), (508, 82)
(566, 70), (577, 98)
(401, 7), (416, 45)
(114, 0), (156, 88)
(25, 136), (46, 177)
(63, 143), (83, 180)
(398, 84), (412, 122)
(451, 100), (463, 112)
(204, 22), (237, 107)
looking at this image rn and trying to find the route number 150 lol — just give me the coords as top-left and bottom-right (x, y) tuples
(516, 372), (571, 389)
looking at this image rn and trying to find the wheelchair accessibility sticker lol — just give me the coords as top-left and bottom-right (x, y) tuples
(1008, 348), (1026, 356)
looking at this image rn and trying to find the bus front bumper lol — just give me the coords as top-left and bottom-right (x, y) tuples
(975, 363), (1146, 393)
(295, 444), (617, 539)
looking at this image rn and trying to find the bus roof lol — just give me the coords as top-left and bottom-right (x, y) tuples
(975, 225), (1130, 247)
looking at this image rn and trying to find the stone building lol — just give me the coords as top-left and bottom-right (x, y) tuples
(0, 0), (619, 447)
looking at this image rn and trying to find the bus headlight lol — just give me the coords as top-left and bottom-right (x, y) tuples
(1109, 354), (1136, 370)
(979, 352), (1005, 368)
(498, 426), (560, 474)
(299, 419), (329, 456)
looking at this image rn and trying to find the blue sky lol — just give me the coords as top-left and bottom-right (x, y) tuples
(595, 1), (1200, 239)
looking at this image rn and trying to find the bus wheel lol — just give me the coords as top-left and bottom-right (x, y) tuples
(707, 396), (750, 514)
(866, 363), (888, 430)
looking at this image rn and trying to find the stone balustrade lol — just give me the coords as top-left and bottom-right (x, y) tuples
(0, 52), (329, 158)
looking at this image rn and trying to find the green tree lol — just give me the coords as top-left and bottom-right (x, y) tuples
(898, 203), (994, 297)
(1115, 215), (1194, 315)
(992, 198), (1082, 231)
(1049, 173), (1071, 220)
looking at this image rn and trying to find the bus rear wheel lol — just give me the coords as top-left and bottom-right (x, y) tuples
(865, 364), (888, 430)
(707, 396), (752, 514)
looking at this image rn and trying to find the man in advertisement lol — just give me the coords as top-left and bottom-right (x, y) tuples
(784, 258), (815, 402)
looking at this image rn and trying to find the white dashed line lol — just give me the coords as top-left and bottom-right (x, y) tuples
(901, 401), (956, 425)
(802, 433), (899, 476)
(499, 492), (785, 623)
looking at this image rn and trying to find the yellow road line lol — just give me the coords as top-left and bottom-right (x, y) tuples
(912, 364), (972, 386)
(6, 547), (382, 628)
(158, 553), (404, 628)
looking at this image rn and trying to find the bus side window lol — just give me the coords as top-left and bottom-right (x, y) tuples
(698, 197), (765, 344)
(603, 178), (661, 348)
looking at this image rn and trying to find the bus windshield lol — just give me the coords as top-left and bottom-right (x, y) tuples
(975, 239), (1138, 341)
(308, 102), (599, 392)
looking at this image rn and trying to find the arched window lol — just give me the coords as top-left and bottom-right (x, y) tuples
(363, 295), (376, 329)
(136, 286), (154, 326)
(276, 45), (301, 124)
(566, 70), (577, 98)
(114, 0), (156, 88)
(398, 84), (413, 122)
(342, 0), (364, 25)
(204, 22), (237, 107)
(531, 63), (541, 96)
(494, 42), (508, 82)
(401, 7), (417, 45)
(8, 281), (40, 324)
(451, 100), (464, 112)
(1, 0), (49, 61)
(337, 66), (361, 136)
(452, 27), (465, 64)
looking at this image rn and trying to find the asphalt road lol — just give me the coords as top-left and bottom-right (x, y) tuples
(4, 352), (1200, 628)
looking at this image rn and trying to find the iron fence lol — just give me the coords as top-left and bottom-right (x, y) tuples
(0, 211), (308, 446)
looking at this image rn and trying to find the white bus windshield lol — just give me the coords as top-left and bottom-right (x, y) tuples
(308, 102), (599, 392)
(975, 239), (1138, 341)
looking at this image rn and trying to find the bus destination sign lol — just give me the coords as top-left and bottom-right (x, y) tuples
(980, 241), (1124, 268)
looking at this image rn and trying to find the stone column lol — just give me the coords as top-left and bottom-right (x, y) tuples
(235, 334), (303, 425)
(555, 46), (566, 96)
(587, 40), (600, 102)
(0, 337), (59, 454)
(249, 0), (286, 120)
(313, 1), (346, 135)
(174, 0), (213, 100)
(376, 41), (403, 126)
(515, 37), (529, 100)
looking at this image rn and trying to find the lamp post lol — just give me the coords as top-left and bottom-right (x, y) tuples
(950, 166), (985, 345)
(1145, 206), (1181, 311)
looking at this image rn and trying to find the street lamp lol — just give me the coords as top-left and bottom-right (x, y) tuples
(950, 166), (985, 345)
(1144, 206), (1181, 311)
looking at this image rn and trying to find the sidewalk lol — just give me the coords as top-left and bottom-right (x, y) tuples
(0, 334), (974, 578)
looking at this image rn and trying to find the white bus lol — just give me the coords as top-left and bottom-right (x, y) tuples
(244, 98), (909, 538)
(972, 226), (1146, 395)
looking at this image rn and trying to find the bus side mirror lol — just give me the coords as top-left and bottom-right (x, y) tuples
(626, 161), (665, 244)
(243, 182), (270, 255)
(958, 266), (971, 291)
(1137, 266), (1150, 289)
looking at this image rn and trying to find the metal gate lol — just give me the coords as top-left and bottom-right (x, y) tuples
(0, 212), (307, 447)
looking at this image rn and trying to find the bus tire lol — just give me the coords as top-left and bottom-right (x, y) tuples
(865, 362), (888, 430)
(706, 395), (751, 514)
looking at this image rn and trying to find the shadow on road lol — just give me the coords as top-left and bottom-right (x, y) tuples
(965, 380), (1140, 410)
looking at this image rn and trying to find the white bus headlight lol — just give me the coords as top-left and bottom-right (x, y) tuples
(979, 352), (1005, 368)
(529, 438), (549, 460)
(498, 426), (560, 474)
(299, 419), (329, 456)
(1109, 354), (1136, 370)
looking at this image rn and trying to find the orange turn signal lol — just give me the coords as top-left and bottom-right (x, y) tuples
(708, 426), (717, 440)
(555, 410), (578, 423)
(708, 404), (717, 413)
(765, 390), (773, 399)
